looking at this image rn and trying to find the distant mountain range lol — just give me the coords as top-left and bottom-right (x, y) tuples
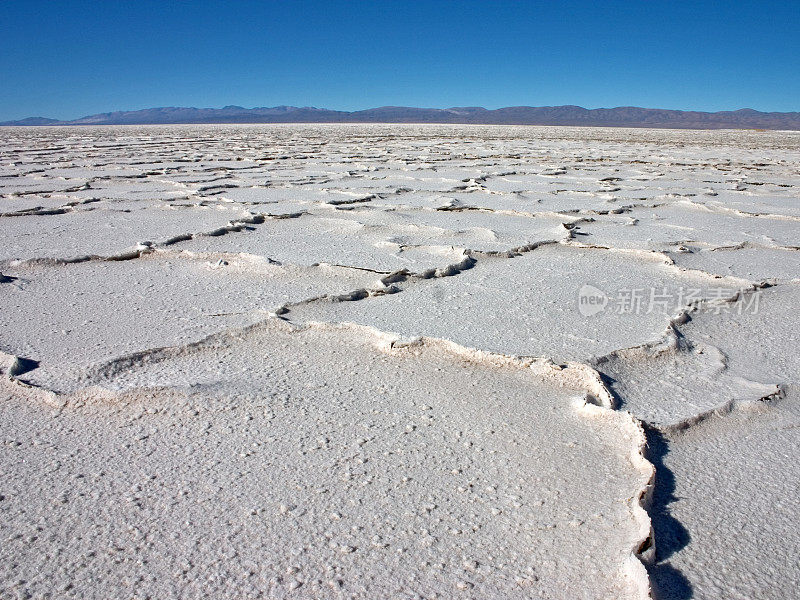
(3, 105), (800, 130)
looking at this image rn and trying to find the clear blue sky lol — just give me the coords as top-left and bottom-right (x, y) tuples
(2, 0), (798, 120)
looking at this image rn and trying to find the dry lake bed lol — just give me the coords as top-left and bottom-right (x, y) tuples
(0, 124), (798, 599)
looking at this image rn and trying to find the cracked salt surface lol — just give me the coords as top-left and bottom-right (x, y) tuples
(0, 254), (381, 391)
(573, 201), (800, 251)
(667, 245), (800, 282)
(0, 203), (256, 262)
(289, 243), (745, 363)
(594, 286), (800, 599)
(1, 321), (651, 599)
(644, 390), (800, 600)
(176, 211), (472, 273)
(0, 124), (799, 599)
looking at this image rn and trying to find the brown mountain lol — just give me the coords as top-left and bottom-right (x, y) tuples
(2, 105), (799, 130)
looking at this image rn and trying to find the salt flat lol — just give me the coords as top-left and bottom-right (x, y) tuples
(0, 124), (798, 599)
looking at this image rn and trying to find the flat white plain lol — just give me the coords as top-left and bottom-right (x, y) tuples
(0, 124), (798, 599)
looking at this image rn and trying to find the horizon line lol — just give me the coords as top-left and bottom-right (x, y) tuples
(5, 102), (800, 123)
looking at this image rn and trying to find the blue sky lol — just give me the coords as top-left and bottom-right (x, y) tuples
(2, 0), (798, 120)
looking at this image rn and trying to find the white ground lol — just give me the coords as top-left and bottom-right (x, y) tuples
(0, 124), (798, 599)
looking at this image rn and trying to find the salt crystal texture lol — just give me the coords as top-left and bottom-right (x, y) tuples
(0, 124), (798, 599)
